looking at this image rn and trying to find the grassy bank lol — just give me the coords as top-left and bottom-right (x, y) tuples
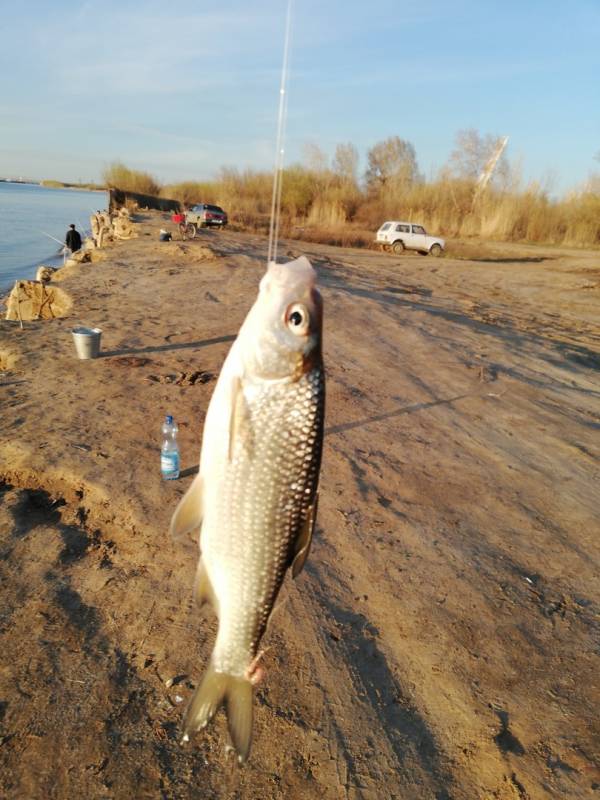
(162, 172), (599, 249)
(105, 162), (600, 249)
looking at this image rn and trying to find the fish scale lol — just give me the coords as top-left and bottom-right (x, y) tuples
(208, 367), (324, 678)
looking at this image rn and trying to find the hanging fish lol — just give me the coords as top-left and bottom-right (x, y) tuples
(170, 255), (325, 762)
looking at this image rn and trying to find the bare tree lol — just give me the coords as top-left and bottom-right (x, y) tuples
(587, 151), (600, 191)
(332, 143), (359, 184)
(472, 136), (509, 207)
(302, 142), (329, 174)
(585, 170), (600, 193)
(449, 129), (510, 185)
(365, 137), (420, 191)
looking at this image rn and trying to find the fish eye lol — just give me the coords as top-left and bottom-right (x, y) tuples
(285, 303), (309, 335)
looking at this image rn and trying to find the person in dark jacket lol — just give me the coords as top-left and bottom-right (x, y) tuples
(65, 224), (82, 253)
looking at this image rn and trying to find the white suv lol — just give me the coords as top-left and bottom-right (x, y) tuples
(375, 221), (445, 256)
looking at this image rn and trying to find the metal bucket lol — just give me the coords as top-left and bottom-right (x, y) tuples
(71, 326), (102, 359)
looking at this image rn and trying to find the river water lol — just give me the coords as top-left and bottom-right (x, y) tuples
(0, 182), (108, 292)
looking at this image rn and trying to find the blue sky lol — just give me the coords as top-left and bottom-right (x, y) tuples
(1, 0), (598, 195)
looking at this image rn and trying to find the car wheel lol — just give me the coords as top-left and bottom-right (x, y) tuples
(185, 223), (197, 238)
(392, 240), (404, 254)
(429, 243), (442, 257)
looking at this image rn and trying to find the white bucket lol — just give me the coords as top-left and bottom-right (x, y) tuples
(72, 327), (102, 359)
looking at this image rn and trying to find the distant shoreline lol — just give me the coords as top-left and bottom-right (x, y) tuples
(0, 179), (38, 185)
(39, 181), (106, 193)
(0, 179), (105, 193)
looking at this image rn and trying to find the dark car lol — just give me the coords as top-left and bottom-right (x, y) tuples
(186, 203), (228, 229)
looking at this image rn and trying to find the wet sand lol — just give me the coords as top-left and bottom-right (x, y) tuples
(1, 213), (599, 799)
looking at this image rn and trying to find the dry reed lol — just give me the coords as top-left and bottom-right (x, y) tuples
(108, 162), (600, 249)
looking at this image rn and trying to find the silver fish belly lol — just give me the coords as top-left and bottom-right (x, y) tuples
(207, 367), (324, 677)
(170, 256), (324, 762)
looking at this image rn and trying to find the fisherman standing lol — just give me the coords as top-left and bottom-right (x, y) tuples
(65, 224), (82, 253)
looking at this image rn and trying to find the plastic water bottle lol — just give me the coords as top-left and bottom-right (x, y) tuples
(161, 415), (180, 480)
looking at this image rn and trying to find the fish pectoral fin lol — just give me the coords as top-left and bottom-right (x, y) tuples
(169, 474), (203, 541)
(228, 375), (252, 462)
(291, 495), (318, 578)
(194, 558), (218, 615)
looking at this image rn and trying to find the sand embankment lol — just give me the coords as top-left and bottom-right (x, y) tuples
(0, 212), (599, 799)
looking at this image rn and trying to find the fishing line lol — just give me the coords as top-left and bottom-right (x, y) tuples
(267, 0), (294, 266)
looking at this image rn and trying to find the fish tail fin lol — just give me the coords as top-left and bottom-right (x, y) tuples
(183, 664), (253, 763)
(183, 664), (227, 739)
(226, 676), (253, 762)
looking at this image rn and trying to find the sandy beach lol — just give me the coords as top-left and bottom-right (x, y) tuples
(1, 213), (599, 799)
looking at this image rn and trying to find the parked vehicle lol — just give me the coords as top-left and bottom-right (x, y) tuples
(171, 204), (228, 239)
(375, 221), (445, 256)
(185, 203), (228, 232)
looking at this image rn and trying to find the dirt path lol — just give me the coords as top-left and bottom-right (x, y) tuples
(1, 215), (599, 799)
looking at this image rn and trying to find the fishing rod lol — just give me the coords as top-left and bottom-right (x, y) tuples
(40, 230), (69, 263)
(40, 230), (65, 248)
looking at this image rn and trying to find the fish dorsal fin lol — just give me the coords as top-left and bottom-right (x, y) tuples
(228, 375), (252, 462)
(291, 495), (318, 578)
(169, 474), (203, 541)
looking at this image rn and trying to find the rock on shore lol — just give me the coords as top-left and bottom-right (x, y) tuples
(4, 279), (71, 321)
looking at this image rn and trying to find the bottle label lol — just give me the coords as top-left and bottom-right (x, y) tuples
(161, 451), (180, 479)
